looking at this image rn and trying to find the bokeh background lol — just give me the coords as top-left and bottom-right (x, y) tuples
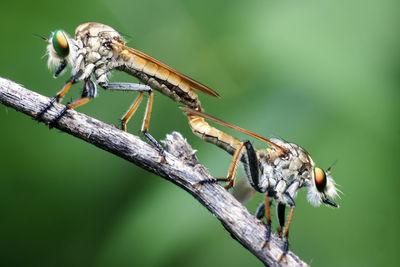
(0, 0), (399, 266)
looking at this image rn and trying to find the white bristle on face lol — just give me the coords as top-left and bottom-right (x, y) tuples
(307, 173), (339, 207)
(46, 31), (77, 72)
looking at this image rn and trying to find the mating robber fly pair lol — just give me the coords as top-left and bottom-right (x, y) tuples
(36, 22), (339, 261)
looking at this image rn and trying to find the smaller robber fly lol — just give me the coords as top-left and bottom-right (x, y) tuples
(180, 106), (339, 262)
(35, 22), (219, 160)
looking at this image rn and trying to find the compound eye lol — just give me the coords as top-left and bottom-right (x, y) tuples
(51, 30), (69, 57)
(314, 167), (327, 192)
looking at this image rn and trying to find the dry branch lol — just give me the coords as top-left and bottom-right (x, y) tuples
(0, 77), (308, 267)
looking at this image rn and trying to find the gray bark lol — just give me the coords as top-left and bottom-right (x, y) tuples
(0, 77), (308, 267)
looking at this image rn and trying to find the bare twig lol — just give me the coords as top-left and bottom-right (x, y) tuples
(0, 77), (308, 267)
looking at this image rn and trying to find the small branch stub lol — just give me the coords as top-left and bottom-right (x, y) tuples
(0, 77), (308, 266)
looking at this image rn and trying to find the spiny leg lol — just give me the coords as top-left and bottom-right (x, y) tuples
(277, 202), (286, 238)
(35, 69), (83, 121)
(255, 201), (265, 220)
(247, 140), (272, 248)
(98, 82), (152, 131)
(54, 61), (67, 78)
(99, 82), (165, 161)
(49, 79), (95, 127)
(277, 193), (295, 263)
(243, 140), (262, 192)
(194, 141), (245, 189)
(121, 92), (145, 131)
(261, 194), (272, 249)
(141, 91), (166, 162)
(223, 141), (246, 189)
(50, 97), (92, 126)
(99, 82), (152, 92)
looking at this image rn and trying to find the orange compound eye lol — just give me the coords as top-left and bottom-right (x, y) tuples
(314, 167), (327, 192)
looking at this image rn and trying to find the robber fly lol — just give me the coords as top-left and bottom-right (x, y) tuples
(180, 106), (339, 262)
(35, 22), (219, 159)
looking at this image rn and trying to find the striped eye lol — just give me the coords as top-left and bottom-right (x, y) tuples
(51, 30), (69, 57)
(314, 167), (327, 192)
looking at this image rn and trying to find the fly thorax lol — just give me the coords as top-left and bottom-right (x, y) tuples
(260, 138), (314, 196)
(74, 22), (123, 82)
(75, 22), (122, 48)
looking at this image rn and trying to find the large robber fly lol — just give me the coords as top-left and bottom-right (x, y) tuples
(35, 22), (219, 159)
(180, 107), (339, 261)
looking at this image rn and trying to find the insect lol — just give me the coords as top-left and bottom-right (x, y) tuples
(35, 22), (219, 159)
(180, 106), (339, 261)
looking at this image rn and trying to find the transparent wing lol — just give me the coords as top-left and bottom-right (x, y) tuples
(232, 177), (257, 203)
(112, 41), (220, 98)
(180, 106), (287, 152)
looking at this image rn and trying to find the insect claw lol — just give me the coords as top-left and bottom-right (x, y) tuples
(33, 113), (42, 122)
(158, 155), (167, 164)
(223, 182), (233, 189)
(261, 241), (270, 250)
(277, 253), (287, 263)
(49, 106), (68, 128)
(120, 120), (127, 132)
(193, 182), (202, 190)
(277, 227), (283, 239)
(48, 119), (57, 129)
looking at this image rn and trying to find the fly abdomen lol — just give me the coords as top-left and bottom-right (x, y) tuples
(117, 49), (201, 108)
(187, 115), (242, 156)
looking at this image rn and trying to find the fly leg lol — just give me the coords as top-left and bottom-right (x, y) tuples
(99, 82), (152, 131)
(99, 82), (166, 162)
(49, 79), (96, 127)
(261, 194), (272, 249)
(54, 61), (67, 78)
(99, 82), (152, 93)
(255, 196), (272, 249)
(194, 140), (259, 190)
(243, 141), (262, 192)
(276, 202), (286, 238)
(141, 90), (166, 162)
(243, 141), (272, 248)
(35, 69), (83, 122)
(255, 201), (265, 220)
(194, 141), (246, 190)
(121, 92), (145, 131)
(277, 193), (295, 263)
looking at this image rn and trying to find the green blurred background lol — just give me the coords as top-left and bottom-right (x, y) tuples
(0, 0), (399, 266)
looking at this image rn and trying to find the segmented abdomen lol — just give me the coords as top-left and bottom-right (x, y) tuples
(187, 115), (242, 156)
(117, 49), (201, 108)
